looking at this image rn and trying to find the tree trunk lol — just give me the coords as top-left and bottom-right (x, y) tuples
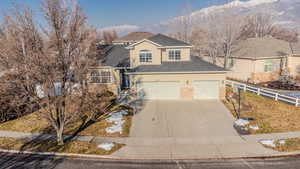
(224, 55), (228, 69)
(56, 126), (64, 145)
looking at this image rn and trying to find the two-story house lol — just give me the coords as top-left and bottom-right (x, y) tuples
(91, 33), (228, 100)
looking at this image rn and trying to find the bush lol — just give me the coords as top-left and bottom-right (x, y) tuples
(0, 76), (38, 122)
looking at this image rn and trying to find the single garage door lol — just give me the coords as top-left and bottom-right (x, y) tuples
(193, 80), (220, 100)
(137, 81), (180, 100)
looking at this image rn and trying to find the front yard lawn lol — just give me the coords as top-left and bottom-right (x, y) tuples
(224, 87), (300, 134)
(0, 104), (133, 137)
(0, 137), (124, 155)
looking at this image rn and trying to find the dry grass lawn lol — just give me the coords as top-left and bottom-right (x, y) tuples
(0, 137), (124, 155)
(0, 104), (133, 137)
(224, 87), (300, 134)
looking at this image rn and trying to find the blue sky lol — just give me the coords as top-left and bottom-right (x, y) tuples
(0, 0), (244, 28)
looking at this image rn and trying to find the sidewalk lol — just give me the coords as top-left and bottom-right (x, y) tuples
(0, 130), (300, 159)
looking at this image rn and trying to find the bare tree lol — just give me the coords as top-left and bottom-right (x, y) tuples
(169, 0), (193, 42)
(101, 30), (118, 44)
(240, 13), (275, 39)
(200, 8), (243, 68)
(271, 26), (299, 43)
(0, 0), (107, 145)
(189, 27), (208, 57)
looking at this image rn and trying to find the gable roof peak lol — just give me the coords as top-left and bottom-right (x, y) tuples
(146, 33), (192, 47)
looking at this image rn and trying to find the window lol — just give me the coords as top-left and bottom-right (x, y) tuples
(264, 60), (273, 72)
(90, 70), (112, 83)
(139, 50), (152, 63)
(168, 49), (181, 60)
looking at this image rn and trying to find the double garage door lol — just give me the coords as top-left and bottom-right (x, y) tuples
(137, 80), (220, 100)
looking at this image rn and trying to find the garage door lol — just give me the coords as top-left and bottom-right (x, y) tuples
(137, 81), (180, 100)
(193, 81), (219, 100)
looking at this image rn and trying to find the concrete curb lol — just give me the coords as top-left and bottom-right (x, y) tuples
(0, 148), (119, 160)
(1, 148), (300, 161)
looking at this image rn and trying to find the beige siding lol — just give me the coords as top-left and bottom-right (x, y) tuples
(130, 73), (226, 100)
(288, 55), (300, 79)
(129, 41), (192, 67)
(254, 59), (282, 73)
(129, 41), (162, 67)
(202, 56), (283, 83)
(251, 59), (282, 83)
(229, 59), (255, 81)
(202, 56), (255, 81)
(161, 48), (191, 61)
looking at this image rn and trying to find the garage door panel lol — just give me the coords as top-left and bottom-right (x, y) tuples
(193, 81), (219, 100)
(137, 82), (157, 100)
(137, 81), (180, 100)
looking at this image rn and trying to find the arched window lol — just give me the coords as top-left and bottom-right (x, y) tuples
(139, 50), (152, 63)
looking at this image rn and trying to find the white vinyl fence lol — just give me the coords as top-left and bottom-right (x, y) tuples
(225, 80), (300, 107)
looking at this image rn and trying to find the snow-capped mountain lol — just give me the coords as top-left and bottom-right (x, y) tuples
(101, 0), (300, 35)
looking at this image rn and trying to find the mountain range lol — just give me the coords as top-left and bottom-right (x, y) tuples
(99, 0), (300, 36)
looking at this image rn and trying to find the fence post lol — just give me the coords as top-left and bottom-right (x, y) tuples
(257, 88), (261, 96)
(296, 99), (299, 107)
(231, 81), (234, 88)
(275, 93), (279, 101)
(243, 84), (247, 91)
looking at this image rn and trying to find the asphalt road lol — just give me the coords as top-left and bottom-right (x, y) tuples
(1, 153), (300, 169)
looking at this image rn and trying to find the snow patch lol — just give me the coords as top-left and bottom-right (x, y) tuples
(36, 85), (45, 98)
(260, 139), (276, 148)
(279, 140), (286, 145)
(105, 111), (128, 134)
(285, 92), (300, 99)
(97, 142), (115, 151)
(249, 125), (259, 130)
(234, 119), (250, 127)
(191, 0), (278, 17)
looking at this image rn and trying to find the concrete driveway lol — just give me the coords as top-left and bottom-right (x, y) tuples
(130, 100), (238, 138)
(113, 100), (275, 159)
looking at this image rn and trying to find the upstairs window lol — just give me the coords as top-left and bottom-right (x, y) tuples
(264, 60), (273, 72)
(90, 70), (112, 83)
(168, 49), (181, 60)
(139, 50), (152, 63)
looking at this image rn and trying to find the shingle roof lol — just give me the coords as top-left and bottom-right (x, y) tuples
(147, 34), (192, 47)
(128, 56), (227, 73)
(103, 45), (130, 67)
(114, 32), (154, 42)
(232, 37), (292, 59)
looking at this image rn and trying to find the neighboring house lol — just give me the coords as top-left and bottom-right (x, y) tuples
(112, 32), (154, 45)
(203, 37), (298, 83)
(290, 42), (300, 80)
(91, 32), (228, 100)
